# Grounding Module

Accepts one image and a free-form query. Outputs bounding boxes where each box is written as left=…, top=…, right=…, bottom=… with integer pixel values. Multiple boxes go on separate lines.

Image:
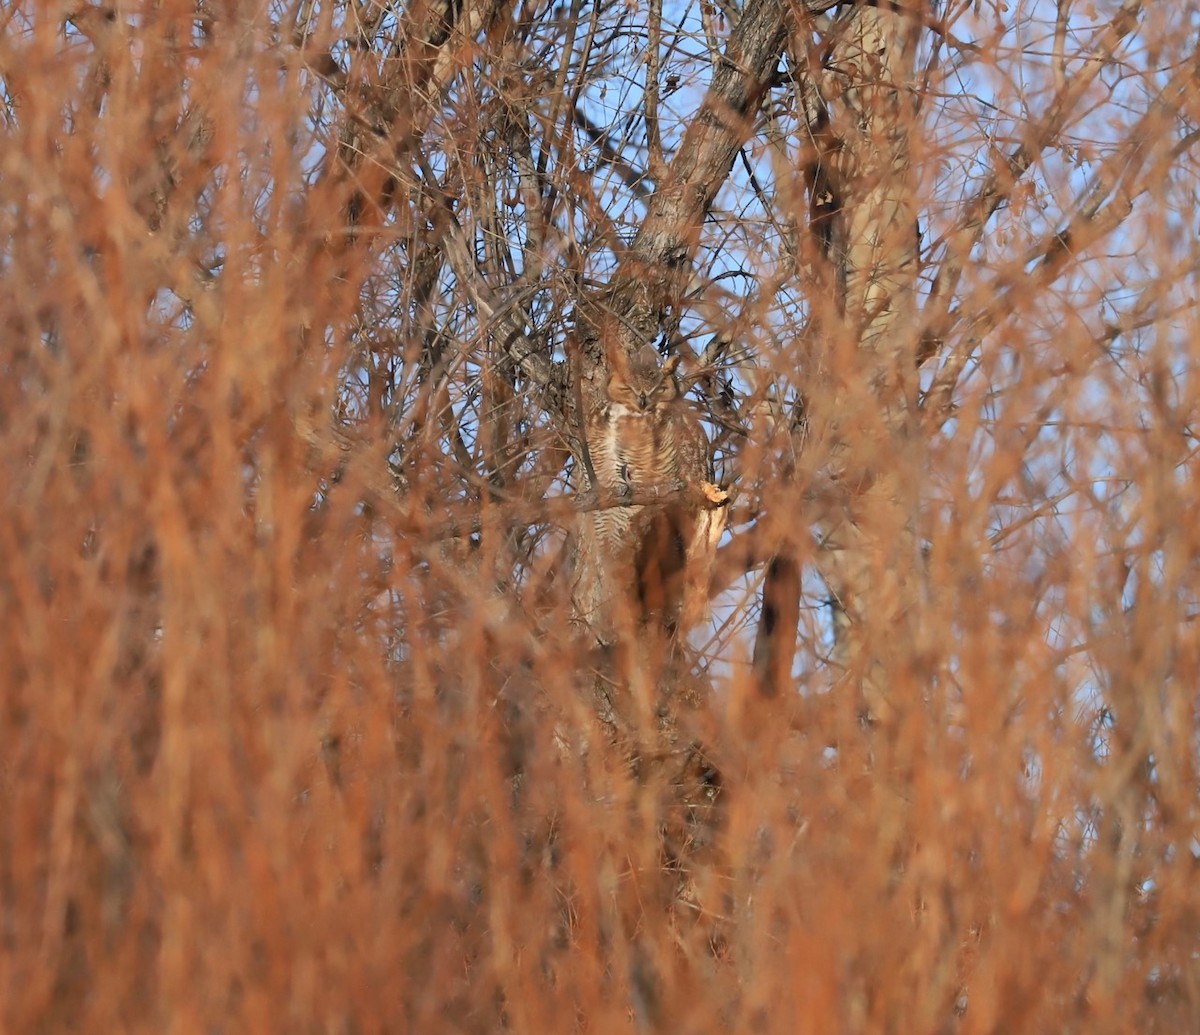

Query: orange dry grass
left=2, top=6, right=1199, bottom=1035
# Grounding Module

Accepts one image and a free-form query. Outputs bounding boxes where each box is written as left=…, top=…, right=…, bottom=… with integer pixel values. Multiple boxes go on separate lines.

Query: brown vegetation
left=2, top=0, right=1199, bottom=1031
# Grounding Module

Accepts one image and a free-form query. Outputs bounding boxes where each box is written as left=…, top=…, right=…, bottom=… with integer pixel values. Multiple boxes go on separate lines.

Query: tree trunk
left=801, top=3, right=922, bottom=726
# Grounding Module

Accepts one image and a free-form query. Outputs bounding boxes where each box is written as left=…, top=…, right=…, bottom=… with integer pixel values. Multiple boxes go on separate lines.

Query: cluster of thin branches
left=1, top=0, right=1199, bottom=1030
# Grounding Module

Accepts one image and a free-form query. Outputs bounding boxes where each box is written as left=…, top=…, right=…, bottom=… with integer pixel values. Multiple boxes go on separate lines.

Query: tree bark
left=765, top=3, right=922, bottom=721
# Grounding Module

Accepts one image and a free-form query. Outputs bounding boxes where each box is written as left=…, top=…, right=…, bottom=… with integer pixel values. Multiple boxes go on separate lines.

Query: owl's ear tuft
left=662, top=355, right=681, bottom=376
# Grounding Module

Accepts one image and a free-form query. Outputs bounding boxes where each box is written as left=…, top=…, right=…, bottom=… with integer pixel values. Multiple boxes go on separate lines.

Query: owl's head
left=606, top=349, right=681, bottom=413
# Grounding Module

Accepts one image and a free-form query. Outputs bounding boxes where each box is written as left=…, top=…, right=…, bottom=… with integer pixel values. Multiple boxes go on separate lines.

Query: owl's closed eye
left=606, top=353, right=680, bottom=412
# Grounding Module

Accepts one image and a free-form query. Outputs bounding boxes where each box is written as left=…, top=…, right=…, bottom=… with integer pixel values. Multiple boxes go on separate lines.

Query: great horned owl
left=576, top=346, right=726, bottom=640
left=592, top=348, right=707, bottom=501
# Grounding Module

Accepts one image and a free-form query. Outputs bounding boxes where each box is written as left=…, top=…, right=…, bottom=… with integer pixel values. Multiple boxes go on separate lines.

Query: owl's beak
left=637, top=393, right=649, bottom=409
